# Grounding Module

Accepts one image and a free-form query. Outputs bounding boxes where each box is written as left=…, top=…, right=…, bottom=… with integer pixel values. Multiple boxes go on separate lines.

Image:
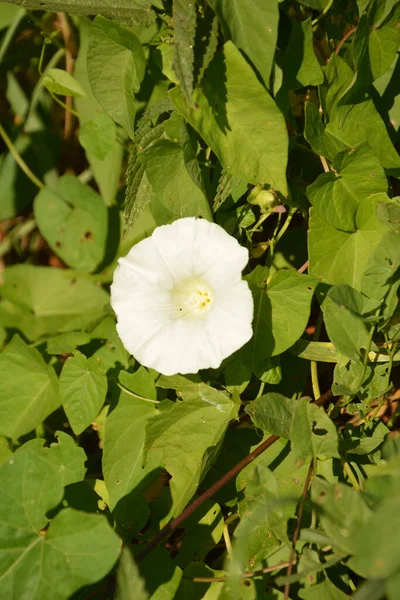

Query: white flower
left=111, top=217, right=253, bottom=376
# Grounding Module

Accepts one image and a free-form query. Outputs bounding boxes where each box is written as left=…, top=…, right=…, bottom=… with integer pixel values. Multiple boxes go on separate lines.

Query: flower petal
left=204, top=280, right=254, bottom=358
left=134, top=319, right=223, bottom=375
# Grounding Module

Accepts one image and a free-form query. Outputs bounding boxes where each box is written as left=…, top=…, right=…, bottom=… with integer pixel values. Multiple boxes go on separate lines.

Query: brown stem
left=297, top=260, right=309, bottom=274
left=57, top=12, right=75, bottom=139
left=136, top=434, right=280, bottom=562
left=335, top=26, right=357, bottom=55
left=283, top=461, right=314, bottom=600
left=137, top=390, right=334, bottom=563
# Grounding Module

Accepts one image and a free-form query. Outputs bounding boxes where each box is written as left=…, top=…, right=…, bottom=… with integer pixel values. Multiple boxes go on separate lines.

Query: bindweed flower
left=111, top=217, right=253, bottom=376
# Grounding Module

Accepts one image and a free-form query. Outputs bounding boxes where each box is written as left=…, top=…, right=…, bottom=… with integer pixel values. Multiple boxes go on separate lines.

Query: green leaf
left=323, top=285, right=372, bottom=362
left=79, top=111, right=116, bottom=161
left=175, top=500, right=224, bottom=569
left=119, top=367, right=157, bottom=400
left=280, top=17, right=324, bottom=90
left=1, top=0, right=155, bottom=25
left=87, top=16, right=145, bottom=138
left=361, top=228, right=400, bottom=299
left=102, top=387, right=157, bottom=510
left=0, top=335, right=60, bottom=440
left=90, top=316, right=130, bottom=372
left=139, top=138, right=212, bottom=219
left=308, top=194, right=390, bottom=292
left=304, top=102, right=346, bottom=162
left=34, top=174, right=108, bottom=272
left=116, top=547, right=149, bottom=600
left=0, top=439, right=120, bottom=600
left=0, top=265, right=110, bottom=341
left=197, top=14, right=219, bottom=83
left=74, top=17, right=124, bottom=206
left=341, top=2, right=400, bottom=104
left=351, top=492, right=400, bottom=578
left=323, top=55, right=400, bottom=174
left=144, top=383, right=234, bottom=520
left=49, top=431, right=87, bottom=486
left=47, top=331, right=91, bottom=355
left=299, top=578, right=349, bottom=600
left=245, top=393, right=294, bottom=438
left=172, top=0, right=196, bottom=103
left=342, top=420, right=389, bottom=456
left=245, top=267, right=318, bottom=369
left=170, top=41, right=288, bottom=194
left=332, top=360, right=369, bottom=396
left=42, top=68, right=87, bottom=97
left=307, top=143, right=387, bottom=232
left=290, top=398, right=340, bottom=466
left=208, top=0, right=279, bottom=88
left=60, top=351, right=108, bottom=435
left=312, top=478, right=372, bottom=554
left=123, top=98, right=174, bottom=229
left=139, top=548, right=182, bottom=600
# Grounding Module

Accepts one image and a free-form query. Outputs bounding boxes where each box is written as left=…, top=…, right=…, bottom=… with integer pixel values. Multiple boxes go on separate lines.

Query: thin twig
left=136, top=434, right=280, bottom=562
left=319, top=155, right=330, bottom=173
left=137, top=391, right=334, bottom=563
left=191, top=561, right=292, bottom=583
left=297, top=260, right=309, bottom=274
left=335, top=26, right=357, bottom=55
left=283, top=461, right=314, bottom=600
left=0, top=124, right=44, bottom=189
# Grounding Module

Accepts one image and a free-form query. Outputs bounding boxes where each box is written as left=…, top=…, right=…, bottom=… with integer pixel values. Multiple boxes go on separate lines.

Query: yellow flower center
left=171, top=277, right=214, bottom=320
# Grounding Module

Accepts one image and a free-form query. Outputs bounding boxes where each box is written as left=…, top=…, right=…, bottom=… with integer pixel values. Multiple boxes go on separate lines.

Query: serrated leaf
left=197, top=14, right=219, bottom=83
left=245, top=393, right=294, bottom=438
left=0, top=335, right=60, bottom=440
left=60, top=351, right=108, bottom=435
left=208, top=0, right=278, bottom=88
left=2, top=0, right=155, bottom=25
left=0, top=439, right=120, bottom=600
left=42, top=68, right=87, bottom=97
left=139, top=138, right=212, bottom=219
left=144, top=383, right=234, bottom=520
left=290, top=398, right=340, bottom=466
left=87, top=16, right=145, bottom=138
left=172, top=0, right=196, bottom=103
left=245, top=267, right=318, bottom=370
left=170, top=41, right=288, bottom=193
left=0, top=265, right=110, bottom=341
left=213, top=170, right=233, bottom=211
left=103, top=388, right=157, bottom=510
left=34, top=174, right=108, bottom=272
left=309, top=194, right=390, bottom=292
left=307, top=143, right=387, bottom=232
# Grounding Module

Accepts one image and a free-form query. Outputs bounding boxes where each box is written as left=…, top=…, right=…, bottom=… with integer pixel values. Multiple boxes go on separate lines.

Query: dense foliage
left=0, top=0, right=399, bottom=598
